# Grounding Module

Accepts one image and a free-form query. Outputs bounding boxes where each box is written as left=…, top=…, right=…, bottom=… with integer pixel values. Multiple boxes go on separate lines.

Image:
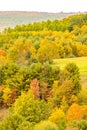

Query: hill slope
left=0, top=11, right=73, bottom=31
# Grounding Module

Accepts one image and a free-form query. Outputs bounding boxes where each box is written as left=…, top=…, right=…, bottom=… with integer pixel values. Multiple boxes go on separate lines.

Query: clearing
left=53, top=57, right=87, bottom=87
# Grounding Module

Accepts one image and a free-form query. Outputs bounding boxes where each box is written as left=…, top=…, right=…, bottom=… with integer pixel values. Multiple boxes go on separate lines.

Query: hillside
left=0, top=13, right=87, bottom=130
left=0, top=11, right=74, bottom=31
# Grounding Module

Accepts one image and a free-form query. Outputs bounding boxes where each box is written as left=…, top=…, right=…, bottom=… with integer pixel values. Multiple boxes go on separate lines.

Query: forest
left=0, top=13, right=87, bottom=130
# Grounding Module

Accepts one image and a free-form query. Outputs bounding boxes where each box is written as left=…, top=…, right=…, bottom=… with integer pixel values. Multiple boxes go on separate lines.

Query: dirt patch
left=66, top=127, right=79, bottom=130
left=0, top=108, right=9, bottom=121
left=81, top=76, right=87, bottom=88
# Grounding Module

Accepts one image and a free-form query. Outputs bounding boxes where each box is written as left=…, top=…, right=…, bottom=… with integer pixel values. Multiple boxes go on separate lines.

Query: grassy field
left=53, top=57, right=87, bottom=87
left=53, top=57, right=87, bottom=76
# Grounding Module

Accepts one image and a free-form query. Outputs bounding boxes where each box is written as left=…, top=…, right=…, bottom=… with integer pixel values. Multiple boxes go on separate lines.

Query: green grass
left=53, top=57, right=87, bottom=76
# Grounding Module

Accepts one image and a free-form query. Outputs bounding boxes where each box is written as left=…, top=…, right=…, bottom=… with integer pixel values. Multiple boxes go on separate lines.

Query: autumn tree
left=64, top=63, right=81, bottom=94
left=37, top=39, right=59, bottom=63
left=2, top=87, right=11, bottom=107
left=49, top=108, right=66, bottom=130
left=10, top=90, right=52, bottom=123
left=78, top=87, right=87, bottom=105
left=67, top=103, right=83, bottom=121
left=57, top=79, right=75, bottom=105
left=30, top=79, right=40, bottom=99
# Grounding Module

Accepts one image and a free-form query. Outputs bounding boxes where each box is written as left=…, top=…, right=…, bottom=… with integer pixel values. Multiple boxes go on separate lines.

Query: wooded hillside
left=0, top=13, right=87, bottom=130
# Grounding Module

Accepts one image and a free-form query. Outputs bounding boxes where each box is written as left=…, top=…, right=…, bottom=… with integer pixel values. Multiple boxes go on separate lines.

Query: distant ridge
left=0, top=11, right=74, bottom=31
left=0, top=11, right=84, bottom=31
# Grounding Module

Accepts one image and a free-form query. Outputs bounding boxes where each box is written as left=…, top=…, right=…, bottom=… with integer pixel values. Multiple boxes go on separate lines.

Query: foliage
left=37, top=39, right=59, bottom=63
left=78, top=120, right=87, bottom=130
left=5, top=14, right=87, bottom=32
left=0, top=13, right=87, bottom=130
left=60, top=96, right=69, bottom=112
left=67, top=120, right=87, bottom=130
left=10, top=90, right=52, bottom=123
left=30, top=79, right=40, bottom=99
left=67, top=120, right=81, bottom=129
left=17, top=121, right=34, bottom=130
left=49, top=108, right=66, bottom=130
left=78, top=87, right=87, bottom=105
left=57, top=79, right=75, bottom=105
left=34, top=121, right=58, bottom=130
left=67, top=103, right=87, bottom=121
left=2, top=87, right=11, bottom=107
left=65, top=63, right=81, bottom=94
left=0, top=114, right=25, bottom=130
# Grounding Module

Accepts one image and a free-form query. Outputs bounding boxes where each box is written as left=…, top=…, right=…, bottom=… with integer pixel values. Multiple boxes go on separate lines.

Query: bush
left=34, top=121, right=58, bottom=130
left=49, top=108, right=66, bottom=130
left=17, top=121, right=34, bottom=130
left=67, top=120, right=80, bottom=128
left=0, top=114, right=25, bottom=130
left=78, top=87, right=87, bottom=105
left=78, top=120, right=87, bottom=130
left=67, top=120, right=87, bottom=130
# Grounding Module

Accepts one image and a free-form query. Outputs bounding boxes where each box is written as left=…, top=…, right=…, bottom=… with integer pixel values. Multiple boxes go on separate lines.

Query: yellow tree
left=49, top=108, right=66, bottom=129
left=2, top=87, right=12, bottom=107
left=37, top=39, right=59, bottom=63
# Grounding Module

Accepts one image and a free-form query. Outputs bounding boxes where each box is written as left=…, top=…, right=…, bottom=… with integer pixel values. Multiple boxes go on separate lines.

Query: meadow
left=53, top=57, right=87, bottom=76
left=53, top=57, right=87, bottom=87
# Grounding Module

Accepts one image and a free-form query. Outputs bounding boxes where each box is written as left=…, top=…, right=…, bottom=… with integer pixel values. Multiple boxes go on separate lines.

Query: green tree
left=0, top=114, right=24, bottom=130
left=10, top=90, right=52, bottom=123
left=65, top=63, right=81, bottom=94
left=57, top=79, right=75, bottom=105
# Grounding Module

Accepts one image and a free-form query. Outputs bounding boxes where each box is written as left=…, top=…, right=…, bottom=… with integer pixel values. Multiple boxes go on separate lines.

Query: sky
left=0, top=0, right=87, bottom=13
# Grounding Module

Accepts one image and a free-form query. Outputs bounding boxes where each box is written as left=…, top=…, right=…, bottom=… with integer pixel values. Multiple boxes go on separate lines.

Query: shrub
left=78, top=87, right=87, bottom=105
left=0, top=114, right=24, bottom=130
left=67, top=120, right=87, bottom=130
left=34, top=121, right=58, bottom=130
left=78, top=120, right=87, bottom=130
left=17, top=121, right=34, bottom=130
left=67, top=120, right=80, bottom=128
left=49, top=108, right=66, bottom=130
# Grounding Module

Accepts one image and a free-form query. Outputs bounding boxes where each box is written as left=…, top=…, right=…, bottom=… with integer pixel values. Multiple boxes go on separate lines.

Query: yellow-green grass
left=53, top=57, right=87, bottom=76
